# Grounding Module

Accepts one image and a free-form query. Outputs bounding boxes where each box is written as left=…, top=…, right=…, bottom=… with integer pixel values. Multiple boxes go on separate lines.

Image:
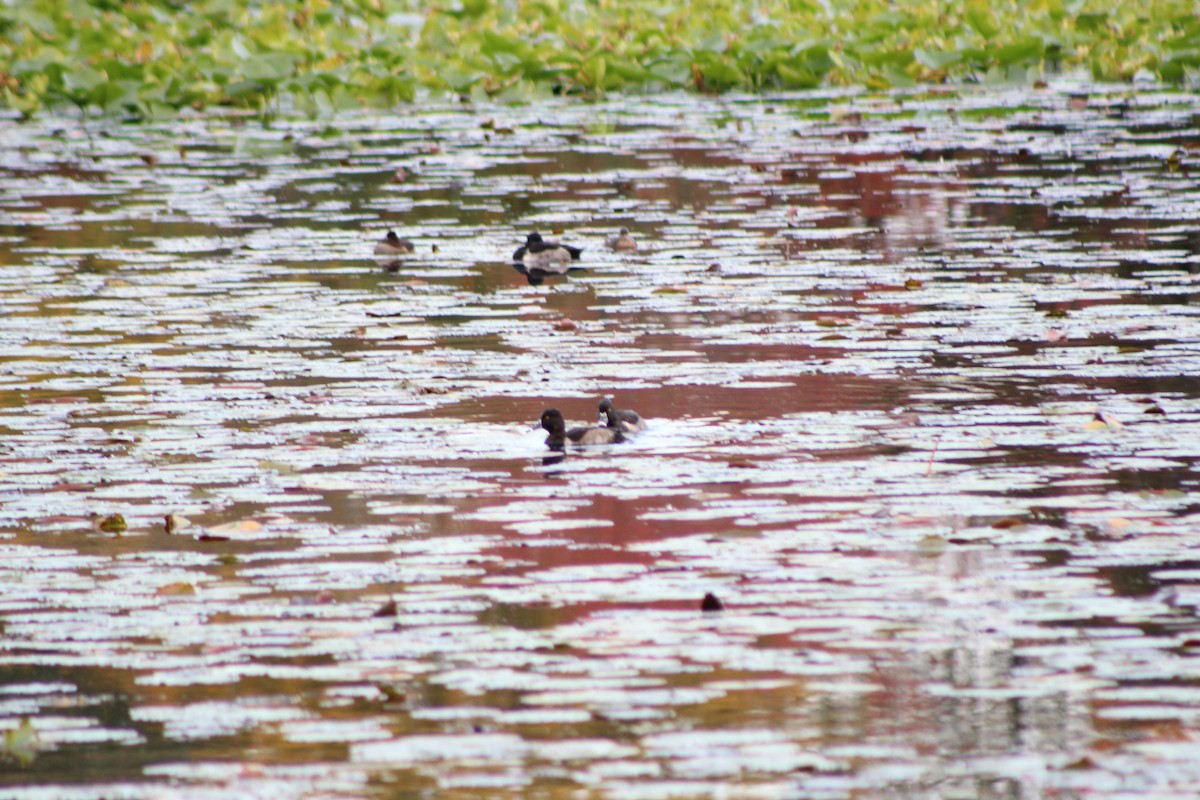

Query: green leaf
left=329, top=84, right=360, bottom=111
left=242, top=52, right=298, bottom=83
left=439, top=64, right=483, bottom=92
left=799, top=44, right=836, bottom=75
left=13, top=8, right=56, bottom=37
left=62, top=66, right=106, bottom=96
left=481, top=29, right=526, bottom=58
left=647, top=54, right=692, bottom=86
left=582, top=55, right=606, bottom=90
left=963, top=7, right=999, bottom=39
left=98, top=59, right=144, bottom=83
left=695, top=58, right=746, bottom=90
left=92, top=80, right=141, bottom=111
left=694, top=33, right=727, bottom=53
left=224, top=79, right=268, bottom=100
left=1075, top=12, right=1109, bottom=32
left=606, top=58, right=655, bottom=83
left=776, top=62, right=819, bottom=88
left=489, top=51, right=523, bottom=75
left=995, top=38, right=1045, bottom=67
left=914, top=48, right=962, bottom=70
left=881, top=64, right=917, bottom=88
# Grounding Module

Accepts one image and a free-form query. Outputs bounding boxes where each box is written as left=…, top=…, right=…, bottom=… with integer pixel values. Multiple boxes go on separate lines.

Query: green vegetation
left=1, top=0, right=1197, bottom=116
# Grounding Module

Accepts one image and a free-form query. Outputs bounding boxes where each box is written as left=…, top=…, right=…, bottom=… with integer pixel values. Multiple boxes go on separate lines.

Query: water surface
left=2, top=85, right=1200, bottom=798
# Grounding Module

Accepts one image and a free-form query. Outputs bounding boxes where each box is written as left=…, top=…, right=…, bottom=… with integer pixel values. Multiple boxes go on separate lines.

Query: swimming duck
left=606, top=227, right=637, bottom=252
left=599, top=397, right=648, bottom=434
left=375, top=230, right=415, bottom=256
left=513, top=232, right=582, bottom=274
left=541, top=408, right=624, bottom=449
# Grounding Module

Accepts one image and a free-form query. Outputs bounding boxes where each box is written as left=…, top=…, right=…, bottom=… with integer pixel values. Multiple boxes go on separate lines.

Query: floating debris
left=373, top=599, right=398, bottom=618
left=93, top=513, right=127, bottom=534
left=0, top=718, right=40, bottom=767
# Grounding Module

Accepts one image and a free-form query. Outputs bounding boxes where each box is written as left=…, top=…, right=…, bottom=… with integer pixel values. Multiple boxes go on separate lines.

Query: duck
left=513, top=232, right=582, bottom=274
left=606, top=227, right=637, bottom=252
left=599, top=397, right=648, bottom=434
left=375, top=230, right=415, bottom=256
left=541, top=408, right=624, bottom=449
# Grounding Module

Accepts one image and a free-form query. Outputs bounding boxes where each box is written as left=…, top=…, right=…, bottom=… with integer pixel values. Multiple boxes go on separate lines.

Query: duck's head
left=540, top=408, right=565, bottom=435
left=527, top=232, right=544, bottom=245
left=617, top=227, right=630, bottom=236
left=385, top=231, right=401, bottom=244
left=598, top=397, right=615, bottom=414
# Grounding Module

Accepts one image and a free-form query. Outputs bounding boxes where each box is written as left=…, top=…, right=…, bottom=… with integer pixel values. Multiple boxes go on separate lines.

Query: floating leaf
left=373, top=599, right=398, bottom=618
left=165, top=514, right=192, bottom=534
left=1, top=719, right=39, bottom=767
left=205, top=519, right=265, bottom=538
left=914, top=48, right=962, bottom=70
left=96, top=513, right=127, bottom=534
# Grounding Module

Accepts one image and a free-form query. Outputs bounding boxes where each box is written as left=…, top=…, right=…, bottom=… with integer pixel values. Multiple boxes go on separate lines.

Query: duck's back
left=604, top=406, right=647, bottom=434
left=524, top=247, right=572, bottom=273
left=375, top=232, right=414, bottom=255
left=568, top=425, right=622, bottom=445
left=617, top=411, right=648, bottom=433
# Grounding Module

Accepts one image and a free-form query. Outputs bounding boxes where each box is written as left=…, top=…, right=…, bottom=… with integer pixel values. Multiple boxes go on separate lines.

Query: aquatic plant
left=0, top=0, right=1196, bottom=115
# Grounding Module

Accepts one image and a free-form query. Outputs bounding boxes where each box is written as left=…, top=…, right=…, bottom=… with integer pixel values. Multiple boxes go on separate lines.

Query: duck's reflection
left=511, top=261, right=551, bottom=285
left=510, top=261, right=586, bottom=285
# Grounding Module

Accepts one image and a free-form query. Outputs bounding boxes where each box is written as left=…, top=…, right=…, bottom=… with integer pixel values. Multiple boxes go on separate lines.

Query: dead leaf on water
left=203, top=519, right=265, bottom=539
left=917, top=535, right=948, bottom=555
left=1083, top=412, right=1125, bottom=431
left=165, top=514, right=191, bottom=534
left=94, top=513, right=127, bottom=534
left=1, top=718, right=39, bottom=767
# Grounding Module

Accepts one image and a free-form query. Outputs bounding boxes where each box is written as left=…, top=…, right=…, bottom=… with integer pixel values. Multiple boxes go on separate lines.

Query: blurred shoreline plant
left=0, top=0, right=1196, bottom=117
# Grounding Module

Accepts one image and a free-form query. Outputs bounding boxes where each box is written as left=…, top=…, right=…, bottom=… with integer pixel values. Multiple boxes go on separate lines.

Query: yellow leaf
left=1, top=718, right=39, bottom=766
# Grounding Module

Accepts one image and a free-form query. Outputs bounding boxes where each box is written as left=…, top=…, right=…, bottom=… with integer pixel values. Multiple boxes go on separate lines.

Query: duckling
left=606, top=227, right=637, bottom=252
left=513, top=232, right=582, bottom=274
left=599, top=397, right=648, bottom=434
left=375, top=230, right=415, bottom=256
left=541, top=408, right=624, bottom=449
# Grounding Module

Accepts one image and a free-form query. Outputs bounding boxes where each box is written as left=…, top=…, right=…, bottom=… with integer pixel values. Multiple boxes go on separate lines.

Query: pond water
left=2, top=83, right=1200, bottom=798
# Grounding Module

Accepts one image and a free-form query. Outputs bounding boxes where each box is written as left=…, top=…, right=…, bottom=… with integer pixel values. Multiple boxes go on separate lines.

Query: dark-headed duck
left=599, top=397, right=647, bottom=434
left=375, top=230, right=415, bottom=256
left=513, top=232, right=582, bottom=274
left=541, top=408, right=624, bottom=449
